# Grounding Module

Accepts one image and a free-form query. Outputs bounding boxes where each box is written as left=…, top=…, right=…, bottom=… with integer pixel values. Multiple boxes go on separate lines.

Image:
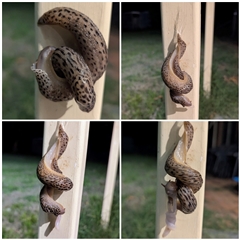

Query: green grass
left=79, top=194, right=119, bottom=238
left=122, top=155, right=157, bottom=238
left=2, top=3, right=119, bottom=119
left=2, top=154, right=39, bottom=238
left=202, top=208, right=238, bottom=238
left=122, top=31, right=165, bottom=119
left=2, top=154, right=119, bottom=238
left=203, top=208, right=238, bottom=231
left=199, top=38, right=238, bottom=119
left=78, top=161, right=119, bottom=238
left=2, top=3, right=35, bottom=119
left=102, top=75, right=119, bottom=119
left=122, top=31, right=238, bottom=119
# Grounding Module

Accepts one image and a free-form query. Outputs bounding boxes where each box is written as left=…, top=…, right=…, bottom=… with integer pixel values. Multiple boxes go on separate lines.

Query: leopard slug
left=162, top=121, right=203, bottom=237
left=37, top=123, right=73, bottom=229
left=161, top=34, right=193, bottom=107
left=31, top=7, right=108, bottom=112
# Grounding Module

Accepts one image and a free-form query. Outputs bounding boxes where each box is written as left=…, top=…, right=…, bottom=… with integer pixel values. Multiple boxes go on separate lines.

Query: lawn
left=122, top=31, right=164, bottom=119
left=2, top=3, right=35, bottom=119
left=122, top=155, right=157, bottom=238
left=2, top=154, right=119, bottom=238
left=121, top=31, right=238, bottom=119
left=2, top=155, right=39, bottom=238
left=2, top=3, right=119, bottom=119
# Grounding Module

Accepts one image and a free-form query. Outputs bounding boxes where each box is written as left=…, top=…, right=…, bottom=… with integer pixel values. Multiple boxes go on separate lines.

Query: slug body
left=162, top=121, right=203, bottom=237
left=31, top=7, right=108, bottom=112
left=161, top=34, right=193, bottom=107
left=37, top=124, right=73, bottom=229
left=31, top=46, right=74, bottom=102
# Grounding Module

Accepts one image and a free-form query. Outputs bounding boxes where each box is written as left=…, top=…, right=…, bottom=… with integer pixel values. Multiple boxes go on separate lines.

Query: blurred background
left=2, top=2, right=119, bottom=119
left=2, top=121, right=119, bottom=238
left=122, top=121, right=238, bottom=238
left=121, top=2, right=238, bottom=119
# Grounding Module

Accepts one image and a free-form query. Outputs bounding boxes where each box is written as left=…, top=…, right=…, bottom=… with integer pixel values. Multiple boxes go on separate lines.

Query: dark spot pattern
left=37, top=6, right=108, bottom=84
left=161, top=34, right=193, bottom=107
left=164, top=121, right=203, bottom=214
left=33, top=7, right=108, bottom=112
left=37, top=124, right=73, bottom=216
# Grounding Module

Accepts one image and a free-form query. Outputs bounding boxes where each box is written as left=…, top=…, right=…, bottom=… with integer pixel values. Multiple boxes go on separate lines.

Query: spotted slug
left=162, top=121, right=203, bottom=237
left=36, top=123, right=73, bottom=229
left=161, top=34, right=193, bottom=107
left=31, top=7, right=108, bottom=112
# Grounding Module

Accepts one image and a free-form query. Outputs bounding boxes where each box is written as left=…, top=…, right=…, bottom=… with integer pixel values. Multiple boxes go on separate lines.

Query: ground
left=203, top=176, right=238, bottom=238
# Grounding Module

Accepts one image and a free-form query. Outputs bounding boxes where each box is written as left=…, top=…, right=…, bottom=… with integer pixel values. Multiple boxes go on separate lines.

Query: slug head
left=51, top=46, right=97, bottom=113
left=162, top=180, right=178, bottom=198
left=73, top=79, right=96, bottom=112
left=170, top=90, right=192, bottom=107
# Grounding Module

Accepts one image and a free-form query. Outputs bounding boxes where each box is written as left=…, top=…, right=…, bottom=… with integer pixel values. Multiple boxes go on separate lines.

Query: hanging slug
left=31, top=7, right=108, bottom=112
left=161, top=34, right=193, bottom=107
left=37, top=123, right=73, bottom=229
left=162, top=121, right=203, bottom=237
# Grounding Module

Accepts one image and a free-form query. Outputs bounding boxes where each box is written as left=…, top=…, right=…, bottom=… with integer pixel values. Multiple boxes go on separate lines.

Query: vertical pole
left=203, top=3, right=215, bottom=97
left=161, top=3, right=201, bottom=119
left=34, top=3, right=112, bottom=119
left=226, top=122, right=233, bottom=146
left=38, top=121, right=90, bottom=238
left=101, top=122, right=119, bottom=229
left=156, top=121, right=208, bottom=238
left=217, top=122, right=224, bottom=146
left=212, top=122, right=218, bottom=148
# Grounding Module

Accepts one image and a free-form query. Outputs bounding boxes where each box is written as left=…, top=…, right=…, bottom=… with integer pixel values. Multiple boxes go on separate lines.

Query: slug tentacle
left=162, top=121, right=203, bottom=237
left=31, top=7, right=108, bottom=112
left=36, top=123, right=73, bottom=229
left=161, top=34, right=193, bottom=107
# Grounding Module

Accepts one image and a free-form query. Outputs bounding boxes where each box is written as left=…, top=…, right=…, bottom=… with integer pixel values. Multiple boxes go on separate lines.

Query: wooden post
left=203, top=3, right=215, bottom=97
left=156, top=121, right=208, bottom=238
left=217, top=122, right=224, bottom=146
left=38, top=121, right=90, bottom=238
left=34, top=3, right=112, bottom=119
left=161, top=3, right=201, bottom=119
left=212, top=122, right=218, bottom=148
left=101, top=121, right=119, bottom=229
left=226, top=122, right=233, bottom=146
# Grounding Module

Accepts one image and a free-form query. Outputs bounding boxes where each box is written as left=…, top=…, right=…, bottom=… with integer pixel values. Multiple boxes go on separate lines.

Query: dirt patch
left=204, top=176, right=238, bottom=220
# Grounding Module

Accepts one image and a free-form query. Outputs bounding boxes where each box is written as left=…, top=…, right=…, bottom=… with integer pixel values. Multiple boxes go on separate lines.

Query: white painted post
left=203, top=3, right=215, bottom=97
left=38, top=121, right=90, bottom=238
left=34, top=3, right=112, bottom=119
left=161, top=3, right=201, bottom=119
left=156, top=121, right=208, bottom=238
left=101, top=121, right=119, bottom=229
